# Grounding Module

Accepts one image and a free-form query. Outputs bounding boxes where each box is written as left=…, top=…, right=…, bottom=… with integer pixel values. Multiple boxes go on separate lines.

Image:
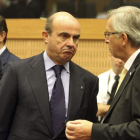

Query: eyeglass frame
left=104, top=31, right=121, bottom=39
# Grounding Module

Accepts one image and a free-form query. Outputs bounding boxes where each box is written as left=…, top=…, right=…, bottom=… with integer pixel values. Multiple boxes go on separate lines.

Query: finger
left=68, top=120, right=82, bottom=125
left=66, top=123, right=76, bottom=131
left=66, top=121, right=78, bottom=127
left=66, top=132, right=76, bottom=140
left=65, top=127, right=75, bottom=135
left=70, top=121, right=81, bottom=124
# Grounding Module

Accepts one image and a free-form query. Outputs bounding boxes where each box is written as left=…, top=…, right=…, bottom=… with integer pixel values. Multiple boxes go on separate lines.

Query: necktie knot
left=53, top=65, right=64, bottom=77
left=115, top=75, right=120, bottom=81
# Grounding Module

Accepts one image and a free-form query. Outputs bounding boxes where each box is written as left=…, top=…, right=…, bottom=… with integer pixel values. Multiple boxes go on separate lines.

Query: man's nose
left=105, top=38, right=109, bottom=44
left=66, top=38, right=74, bottom=46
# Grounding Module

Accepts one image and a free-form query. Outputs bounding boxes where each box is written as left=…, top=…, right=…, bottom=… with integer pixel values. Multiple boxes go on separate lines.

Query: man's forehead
left=52, top=21, right=80, bottom=32
left=106, top=18, right=113, bottom=31
left=53, top=19, right=80, bottom=28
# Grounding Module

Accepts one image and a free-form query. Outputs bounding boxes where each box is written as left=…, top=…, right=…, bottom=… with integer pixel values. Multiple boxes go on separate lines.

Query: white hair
left=107, top=6, right=140, bottom=47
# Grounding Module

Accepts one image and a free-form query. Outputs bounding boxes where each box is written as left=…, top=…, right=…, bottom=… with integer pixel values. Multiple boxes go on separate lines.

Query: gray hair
left=107, top=6, right=140, bottom=47
left=44, top=15, right=54, bottom=35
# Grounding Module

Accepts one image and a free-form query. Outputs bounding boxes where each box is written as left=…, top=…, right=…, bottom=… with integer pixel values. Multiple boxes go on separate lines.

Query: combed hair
left=107, top=6, right=140, bottom=47
left=44, top=15, right=53, bottom=35
left=0, top=15, right=8, bottom=44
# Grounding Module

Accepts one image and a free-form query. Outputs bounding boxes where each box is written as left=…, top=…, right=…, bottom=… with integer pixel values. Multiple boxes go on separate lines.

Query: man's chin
left=63, top=53, right=74, bottom=59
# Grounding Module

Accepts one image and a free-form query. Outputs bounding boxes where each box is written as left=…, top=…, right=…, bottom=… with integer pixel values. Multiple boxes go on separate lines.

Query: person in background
left=97, top=53, right=124, bottom=122
left=1, top=0, right=43, bottom=18
left=66, top=6, right=140, bottom=140
left=0, top=15, right=20, bottom=73
left=0, top=11, right=98, bottom=140
left=57, top=0, right=96, bottom=18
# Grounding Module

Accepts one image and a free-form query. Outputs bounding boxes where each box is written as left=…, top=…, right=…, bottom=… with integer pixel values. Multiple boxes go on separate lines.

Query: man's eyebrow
left=59, top=32, right=70, bottom=36
left=73, top=34, right=80, bottom=39
left=58, top=32, right=80, bottom=38
left=74, top=34, right=80, bottom=38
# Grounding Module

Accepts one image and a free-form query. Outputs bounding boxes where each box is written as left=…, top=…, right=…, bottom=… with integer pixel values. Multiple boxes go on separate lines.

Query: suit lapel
left=0, top=48, right=10, bottom=70
left=104, top=53, right=140, bottom=122
left=27, top=53, right=53, bottom=136
left=104, top=69, right=133, bottom=120
left=66, top=61, right=85, bottom=121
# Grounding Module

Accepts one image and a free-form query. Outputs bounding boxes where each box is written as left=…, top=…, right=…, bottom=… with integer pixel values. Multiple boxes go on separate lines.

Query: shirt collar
left=43, top=51, right=70, bottom=73
left=110, top=69, right=116, bottom=77
left=124, top=49, right=140, bottom=71
left=110, top=69, right=121, bottom=77
left=0, top=46, right=6, bottom=55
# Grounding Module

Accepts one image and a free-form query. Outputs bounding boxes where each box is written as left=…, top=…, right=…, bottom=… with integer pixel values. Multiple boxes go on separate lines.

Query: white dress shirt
left=97, top=69, right=121, bottom=105
left=0, top=46, right=6, bottom=55
left=124, top=49, right=140, bottom=71
left=43, top=51, right=70, bottom=116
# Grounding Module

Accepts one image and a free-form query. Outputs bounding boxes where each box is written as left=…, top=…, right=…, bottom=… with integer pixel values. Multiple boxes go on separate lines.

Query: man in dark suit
left=66, top=6, right=140, bottom=140
left=0, top=15, right=20, bottom=73
left=0, top=11, right=98, bottom=140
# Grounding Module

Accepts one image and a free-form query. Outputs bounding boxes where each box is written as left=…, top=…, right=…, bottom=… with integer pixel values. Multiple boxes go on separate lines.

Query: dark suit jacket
left=0, top=60, right=2, bottom=80
left=0, top=53, right=98, bottom=140
left=92, top=53, right=140, bottom=140
left=0, top=48, right=20, bottom=73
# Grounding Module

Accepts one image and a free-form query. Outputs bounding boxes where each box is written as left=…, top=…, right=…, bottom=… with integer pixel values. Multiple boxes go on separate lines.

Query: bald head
left=42, top=11, right=81, bottom=65
left=52, top=11, right=79, bottom=24
left=45, top=12, right=80, bottom=35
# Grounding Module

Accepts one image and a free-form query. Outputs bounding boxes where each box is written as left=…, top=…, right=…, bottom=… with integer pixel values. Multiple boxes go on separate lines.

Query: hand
left=65, top=120, right=93, bottom=140
left=96, top=103, right=110, bottom=117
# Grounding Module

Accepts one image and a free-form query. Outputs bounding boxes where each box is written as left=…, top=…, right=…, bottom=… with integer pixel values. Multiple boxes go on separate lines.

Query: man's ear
left=42, top=30, right=49, bottom=44
left=0, top=31, right=6, bottom=42
left=121, top=32, right=128, bottom=46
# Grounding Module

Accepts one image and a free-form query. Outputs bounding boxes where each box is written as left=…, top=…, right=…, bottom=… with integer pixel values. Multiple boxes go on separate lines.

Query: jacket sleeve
left=87, top=76, right=99, bottom=123
left=92, top=120, right=140, bottom=140
left=0, top=61, right=18, bottom=140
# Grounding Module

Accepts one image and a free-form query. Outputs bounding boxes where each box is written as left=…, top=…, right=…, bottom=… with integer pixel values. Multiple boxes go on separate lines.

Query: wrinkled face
left=105, top=18, right=123, bottom=59
left=43, top=16, right=81, bottom=65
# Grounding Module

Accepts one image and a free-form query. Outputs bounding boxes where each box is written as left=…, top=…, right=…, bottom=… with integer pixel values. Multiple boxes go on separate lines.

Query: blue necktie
left=50, top=65, right=66, bottom=135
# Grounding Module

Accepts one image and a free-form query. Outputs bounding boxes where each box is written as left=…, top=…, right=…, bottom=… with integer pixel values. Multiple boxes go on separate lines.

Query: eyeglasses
left=104, top=31, right=120, bottom=38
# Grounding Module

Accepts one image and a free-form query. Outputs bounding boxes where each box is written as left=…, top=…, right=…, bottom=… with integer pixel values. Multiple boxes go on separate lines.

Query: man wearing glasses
left=66, top=6, right=140, bottom=140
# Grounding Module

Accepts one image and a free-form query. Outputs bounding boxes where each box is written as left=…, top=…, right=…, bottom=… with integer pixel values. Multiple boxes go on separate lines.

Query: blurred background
left=0, top=0, right=140, bottom=19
